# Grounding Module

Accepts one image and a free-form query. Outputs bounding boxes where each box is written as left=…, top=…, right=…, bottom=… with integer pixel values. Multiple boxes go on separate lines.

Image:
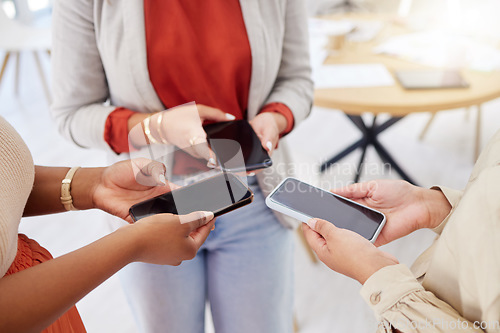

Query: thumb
left=307, top=218, right=338, bottom=241
left=131, top=158, right=167, bottom=186
left=332, top=182, right=374, bottom=200
left=189, top=219, right=215, bottom=248
left=179, top=211, right=215, bottom=231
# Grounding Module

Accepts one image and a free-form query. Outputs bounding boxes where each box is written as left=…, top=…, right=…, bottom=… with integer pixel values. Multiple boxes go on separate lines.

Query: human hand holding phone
left=266, top=178, right=386, bottom=242
left=302, top=219, right=398, bottom=284
left=128, top=104, right=235, bottom=164
left=249, top=112, right=288, bottom=156
left=203, top=120, right=272, bottom=173
left=89, top=159, right=177, bottom=223
left=129, top=173, right=253, bottom=222
left=333, top=180, right=452, bottom=246
left=128, top=211, right=215, bottom=266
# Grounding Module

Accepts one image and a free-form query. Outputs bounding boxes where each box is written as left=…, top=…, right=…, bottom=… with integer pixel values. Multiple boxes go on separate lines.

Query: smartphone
left=203, top=120, right=272, bottom=172
left=265, top=178, right=386, bottom=243
left=129, top=172, right=254, bottom=222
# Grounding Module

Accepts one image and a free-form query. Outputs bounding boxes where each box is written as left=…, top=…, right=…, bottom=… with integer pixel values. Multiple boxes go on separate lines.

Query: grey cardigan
left=51, top=0, right=314, bottom=228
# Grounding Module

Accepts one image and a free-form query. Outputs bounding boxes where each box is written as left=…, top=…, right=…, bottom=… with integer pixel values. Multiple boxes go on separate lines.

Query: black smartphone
left=203, top=120, right=272, bottom=172
left=266, top=178, right=386, bottom=243
left=129, top=173, right=254, bottom=222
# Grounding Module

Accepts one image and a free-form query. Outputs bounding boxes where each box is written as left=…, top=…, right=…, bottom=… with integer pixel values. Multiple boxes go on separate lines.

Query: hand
left=333, top=180, right=451, bottom=246
left=302, top=219, right=398, bottom=284
left=130, top=104, right=235, bottom=164
left=127, top=211, right=215, bottom=266
left=91, top=159, right=177, bottom=223
left=249, top=112, right=288, bottom=156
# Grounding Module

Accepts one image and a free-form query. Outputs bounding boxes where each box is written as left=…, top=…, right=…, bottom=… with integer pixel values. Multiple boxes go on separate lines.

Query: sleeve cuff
left=429, top=186, right=463, bottom=234
left=259, top=102, right=295, bottom=136
left=360, top=264, right=424, bottom=318
left=104, top=107, right=136, bottom=154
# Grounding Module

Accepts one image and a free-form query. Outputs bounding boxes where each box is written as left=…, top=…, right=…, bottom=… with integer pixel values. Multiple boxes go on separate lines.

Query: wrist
left=71, top=167, right=104, bottom=210
left=127, top=113, right=151, bottom=149
left=265, top=112, right=287, bottom=134
left=420, top=188, right=452, bottom=229
left=127, top=113, right=149, bottom=132
left=274, top=112, right=288, bottom=134
left=357, top=253, right=399, bottom=285
left=110, top=224, right=143, bottom=264
left=120, top=223, right=148, bottom=263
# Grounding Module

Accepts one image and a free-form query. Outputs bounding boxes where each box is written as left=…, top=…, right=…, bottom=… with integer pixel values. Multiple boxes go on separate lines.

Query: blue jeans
left=119, top=178, right=294, bottom=333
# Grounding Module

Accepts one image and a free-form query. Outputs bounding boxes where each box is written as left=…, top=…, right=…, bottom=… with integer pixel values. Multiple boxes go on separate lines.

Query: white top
left=0, top=116, right=35, bottom=277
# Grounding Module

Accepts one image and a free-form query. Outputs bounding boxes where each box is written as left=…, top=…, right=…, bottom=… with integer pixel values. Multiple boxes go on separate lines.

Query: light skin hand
left=302, top=219, right=399, bottom=285
left=128, top=104, right=234, bottom=164
left=249, top=112, right=287, bottom=157
left=333, top=180, right=452, bottom=246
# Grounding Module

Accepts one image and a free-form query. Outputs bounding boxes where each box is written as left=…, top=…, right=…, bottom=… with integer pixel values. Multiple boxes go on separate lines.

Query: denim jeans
left=119, top=178, right=294, bottom=333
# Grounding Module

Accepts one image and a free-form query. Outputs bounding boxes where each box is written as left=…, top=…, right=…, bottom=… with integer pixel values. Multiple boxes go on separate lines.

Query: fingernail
left=211, top=225, right=215, bottom=231
left=158, top=174, right=166, bottom=185
left=266, top=141, right=273, bottom=152
left=203, top=211, right=214, bottom=222
left=307, top=218, right=317, bottom=230
left=225, top=113, right=236, bottom=120
left=207, top=158, right=217, bottom=168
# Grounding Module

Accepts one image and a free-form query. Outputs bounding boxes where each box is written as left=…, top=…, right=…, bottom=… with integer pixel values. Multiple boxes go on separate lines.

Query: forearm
left=361, top=265, right=484, bottom=332
left=0, top=226, right=138, bottom=333
left=24, top=166, right=103, bottom=216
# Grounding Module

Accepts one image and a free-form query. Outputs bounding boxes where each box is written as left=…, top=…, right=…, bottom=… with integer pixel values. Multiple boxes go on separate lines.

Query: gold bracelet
left=143, top=116, right=159, bottom=144
left=156, top=112, right=169, bottom=144
left=61, top=166, right=81, bottom=211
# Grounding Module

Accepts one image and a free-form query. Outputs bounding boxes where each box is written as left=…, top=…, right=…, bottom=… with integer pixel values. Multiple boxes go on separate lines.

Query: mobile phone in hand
left=204, top=120, right=272, bottom=172
left=130, top=173, right=253, bottom=222
left=266, top=178, right=386, bottom=243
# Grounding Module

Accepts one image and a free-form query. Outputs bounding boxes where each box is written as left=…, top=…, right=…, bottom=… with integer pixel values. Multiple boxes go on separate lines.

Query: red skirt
left=6, top=234, right=87, bottom=333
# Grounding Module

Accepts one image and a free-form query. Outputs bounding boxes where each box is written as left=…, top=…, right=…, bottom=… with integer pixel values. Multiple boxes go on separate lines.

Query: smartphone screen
left=203, top=120, right=272, bottom=172
left=268, top=178, right=385, bottom=240
left=130, top=173, right=253, bottom=222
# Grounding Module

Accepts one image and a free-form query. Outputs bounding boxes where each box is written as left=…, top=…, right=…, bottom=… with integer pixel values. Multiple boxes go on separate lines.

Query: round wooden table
left=315, top=14, right=500, bottom=184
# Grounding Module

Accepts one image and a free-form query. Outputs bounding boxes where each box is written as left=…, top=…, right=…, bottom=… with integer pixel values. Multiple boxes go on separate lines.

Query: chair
left=0, top=6, right=51, bottom=103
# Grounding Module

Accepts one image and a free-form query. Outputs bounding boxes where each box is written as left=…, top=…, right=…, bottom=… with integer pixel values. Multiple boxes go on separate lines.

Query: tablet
left=395, top=70, right=469, bottom=90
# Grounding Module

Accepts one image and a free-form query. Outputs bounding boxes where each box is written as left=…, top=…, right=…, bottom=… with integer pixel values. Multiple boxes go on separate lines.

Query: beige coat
left=361, top=129, right=500, bottom=332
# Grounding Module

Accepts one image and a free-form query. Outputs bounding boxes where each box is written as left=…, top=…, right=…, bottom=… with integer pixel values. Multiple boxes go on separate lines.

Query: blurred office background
left=1, top=0, right=500, bottom=332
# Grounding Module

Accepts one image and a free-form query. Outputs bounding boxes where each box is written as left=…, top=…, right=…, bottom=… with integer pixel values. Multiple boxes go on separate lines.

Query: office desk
left=315, top=14, right=500, bottom=184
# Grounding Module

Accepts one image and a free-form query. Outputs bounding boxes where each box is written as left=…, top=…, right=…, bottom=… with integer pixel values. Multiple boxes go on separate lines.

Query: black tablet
left=203, top=120, right=272, bottom=172
left=395, top=70, right=469, bottom=90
